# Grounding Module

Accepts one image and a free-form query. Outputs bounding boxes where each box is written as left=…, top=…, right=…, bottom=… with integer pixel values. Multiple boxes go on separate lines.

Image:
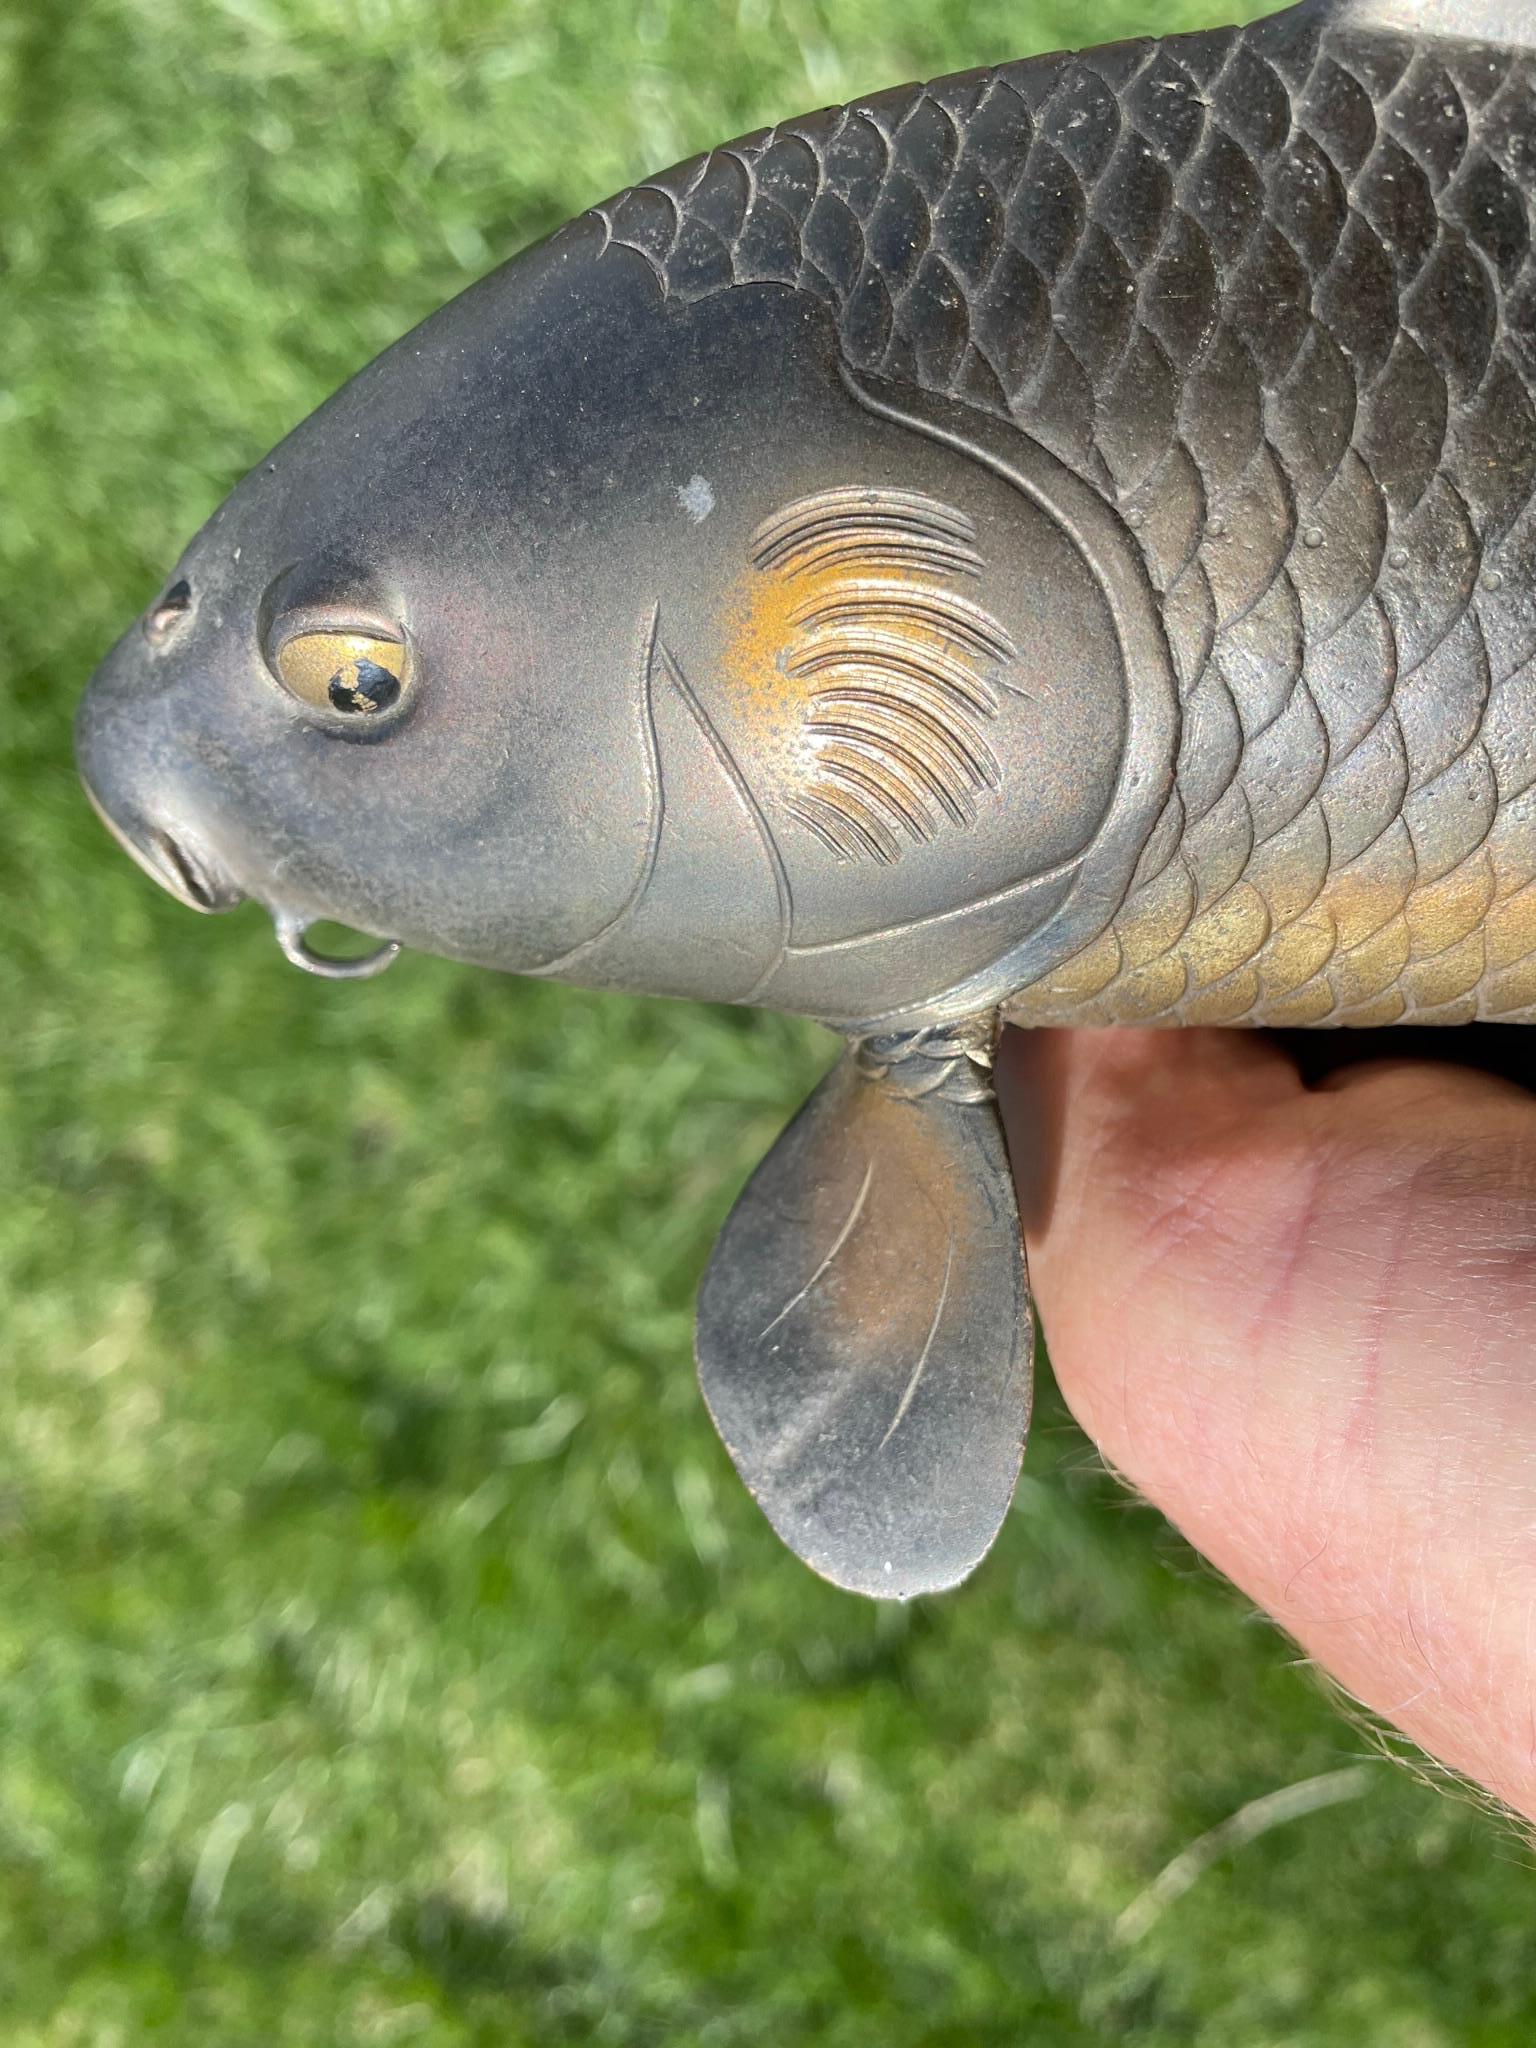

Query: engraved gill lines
left=736, top=486, right=1020, bottom=865
left=525, top=603, right=666, bottom=977
left=654, top=636, right=793, bottom=1003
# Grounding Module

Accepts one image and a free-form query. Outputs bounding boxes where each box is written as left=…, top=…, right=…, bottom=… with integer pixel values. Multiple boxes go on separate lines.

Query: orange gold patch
left=717, top=487, right=1019, bottom=865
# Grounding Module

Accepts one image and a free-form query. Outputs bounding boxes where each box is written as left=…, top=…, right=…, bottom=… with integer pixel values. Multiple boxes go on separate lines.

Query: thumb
left=997, top=1025, right=1536, bottom=1821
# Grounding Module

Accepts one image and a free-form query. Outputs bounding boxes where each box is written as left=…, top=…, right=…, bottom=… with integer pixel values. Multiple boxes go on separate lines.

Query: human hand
left=997, top=1025, right=1536, bottom=1822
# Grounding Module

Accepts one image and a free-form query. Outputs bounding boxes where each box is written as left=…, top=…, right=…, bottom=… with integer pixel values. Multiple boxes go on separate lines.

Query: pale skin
left=996, top=1024, right=1536, bottom=1824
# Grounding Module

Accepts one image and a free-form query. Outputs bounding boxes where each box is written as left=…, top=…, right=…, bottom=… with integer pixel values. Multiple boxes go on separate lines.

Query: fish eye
left=268, top=624, right=412, bottom=720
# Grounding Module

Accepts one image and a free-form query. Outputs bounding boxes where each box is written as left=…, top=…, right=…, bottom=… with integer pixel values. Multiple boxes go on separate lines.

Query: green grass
left=3, top=0, right=1534, bottom=2039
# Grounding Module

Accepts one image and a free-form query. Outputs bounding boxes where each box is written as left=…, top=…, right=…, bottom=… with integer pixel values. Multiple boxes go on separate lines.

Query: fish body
left=596, top=0, right=1536, bottom=1033
left=76, top=0, right=1536, bottom=1598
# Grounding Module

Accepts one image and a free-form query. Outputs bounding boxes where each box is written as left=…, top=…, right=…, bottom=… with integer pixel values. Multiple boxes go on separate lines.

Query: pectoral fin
left=696, top=1030, right=1031, bottom=1598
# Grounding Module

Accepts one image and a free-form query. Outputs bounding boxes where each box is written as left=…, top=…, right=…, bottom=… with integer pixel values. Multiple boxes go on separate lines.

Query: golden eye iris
left=272, top=630, right=410, bottom=717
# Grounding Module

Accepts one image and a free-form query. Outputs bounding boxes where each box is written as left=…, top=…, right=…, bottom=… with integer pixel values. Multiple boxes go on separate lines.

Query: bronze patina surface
left=75, top=0, right=1536, bottom=1596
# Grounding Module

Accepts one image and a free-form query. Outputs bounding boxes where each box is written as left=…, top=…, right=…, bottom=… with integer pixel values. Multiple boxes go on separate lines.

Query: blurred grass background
left=3, top=0, right=1534, bottom=2039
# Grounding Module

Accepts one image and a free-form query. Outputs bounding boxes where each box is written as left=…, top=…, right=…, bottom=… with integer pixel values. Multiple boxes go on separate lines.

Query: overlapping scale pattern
left=594, top=9, right=1536, bottom=1026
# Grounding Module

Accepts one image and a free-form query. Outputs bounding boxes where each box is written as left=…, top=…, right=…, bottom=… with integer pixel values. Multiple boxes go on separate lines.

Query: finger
left=1273, top=1023, right=1536, bottom=1101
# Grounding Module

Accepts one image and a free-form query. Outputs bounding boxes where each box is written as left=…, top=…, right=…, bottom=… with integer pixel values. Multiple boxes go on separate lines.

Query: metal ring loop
left=274, top=910, right=401, bottom=981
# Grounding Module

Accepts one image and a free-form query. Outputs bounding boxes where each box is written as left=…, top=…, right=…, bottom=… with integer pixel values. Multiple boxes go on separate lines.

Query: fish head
left=78, top=213, right=1167, bottom=1020
left=77, top=221, right=767, bottom=982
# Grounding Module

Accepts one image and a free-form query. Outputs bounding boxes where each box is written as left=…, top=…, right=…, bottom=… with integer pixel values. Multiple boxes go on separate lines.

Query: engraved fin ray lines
left=746, top=485, right=1021, bottom=865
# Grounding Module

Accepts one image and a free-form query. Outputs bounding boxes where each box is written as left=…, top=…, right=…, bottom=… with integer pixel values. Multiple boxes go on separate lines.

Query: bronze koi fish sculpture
left=76, top=0, right=1536, bottom=1596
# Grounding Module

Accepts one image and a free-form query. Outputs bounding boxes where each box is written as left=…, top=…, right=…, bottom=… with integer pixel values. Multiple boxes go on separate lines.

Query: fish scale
left=596, top=5, right=1536, bottom=1027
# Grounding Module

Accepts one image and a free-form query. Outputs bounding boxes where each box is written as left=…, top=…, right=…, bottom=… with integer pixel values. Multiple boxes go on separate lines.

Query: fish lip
left=152, top=828, right=242, bottom=912
left=83, top=783, right=244, bottom=914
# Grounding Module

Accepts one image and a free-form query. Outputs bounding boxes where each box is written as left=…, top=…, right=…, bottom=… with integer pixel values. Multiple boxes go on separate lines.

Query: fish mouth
left=83, top=782, right=244, bottom=914
left=82, top=780, right=400, bottom=978
left=81, top=773, right=400, bottom=978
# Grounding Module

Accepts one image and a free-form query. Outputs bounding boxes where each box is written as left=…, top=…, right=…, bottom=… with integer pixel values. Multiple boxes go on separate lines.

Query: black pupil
left=327, top=658, right=401, bottom=715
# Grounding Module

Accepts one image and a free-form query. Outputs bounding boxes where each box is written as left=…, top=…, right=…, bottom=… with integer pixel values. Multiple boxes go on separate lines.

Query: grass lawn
left=4, top=0, right=1534, bottom=2039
